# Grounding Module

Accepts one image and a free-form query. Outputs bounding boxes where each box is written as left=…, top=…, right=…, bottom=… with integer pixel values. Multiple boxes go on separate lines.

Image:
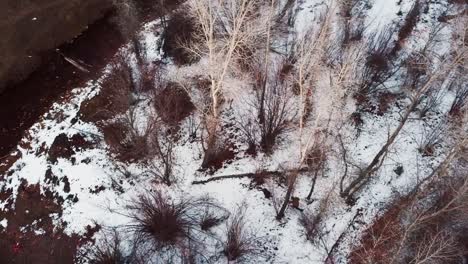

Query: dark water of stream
left=0, top=13, right=123, bottom=158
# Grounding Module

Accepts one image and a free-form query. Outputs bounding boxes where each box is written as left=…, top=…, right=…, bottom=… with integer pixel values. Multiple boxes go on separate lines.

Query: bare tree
left=185, top=0, right=260, bottom=167
left=237, top=57, right=297, bottom=154
left=410, top=230, right=459, bottom=264
left=276, top=1, right=366, bottom=219
left=275, top=2, right=365, bottom=219
left=340, top=33, right=468, bottom=202
left=146, top=126, right=177, bottom=186
left=350, top=133, right=468, bottom=264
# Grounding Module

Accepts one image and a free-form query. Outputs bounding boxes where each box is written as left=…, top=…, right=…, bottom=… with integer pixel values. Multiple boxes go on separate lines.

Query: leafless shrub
left=418, top=89, right=446, bottom=118
left=162, top=8, right=201, bottom=65
left=222, top=207, right=261, bottom=262
left=258, top=76, right=296, bottom=153
left=403, top=52, right=430, bottom=91
left=200, top=205, right=229, bottom=231
left=236, top=114, right=258, bottom=155
left=103, top=107, right=154, bottom=162
left=299, top=192, right=332, bottom=243
left=417, top=120, right=446, bottom=156
left=146, top=130, right=177, bottom=185
left=83, top=229, right=128, bottom=264
left=127, top=191, right=226, bottom=261
left=237, top=58, right=297, bottom=154
left=128, top=192, right=199, bottom=247
left=396, top=1, right=422, bottom=46
left=357, top=27, right=399, bottom=96
left=153, top=81, right=195, bottom=127
left=449, top=83, right=468, bottom=118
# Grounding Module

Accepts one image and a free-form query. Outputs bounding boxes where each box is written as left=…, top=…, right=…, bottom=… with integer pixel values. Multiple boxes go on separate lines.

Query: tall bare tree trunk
left=276, top=171, right=298, bottom=219
left=340, top=50, right=466, bottom=202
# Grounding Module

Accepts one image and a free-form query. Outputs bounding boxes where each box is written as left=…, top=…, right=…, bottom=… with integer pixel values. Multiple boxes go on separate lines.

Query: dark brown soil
left=48, top=133, right=95, bottom=164
left=0, top=181, right=98, bottom=264
left=79, top=57, right=132, bottom=123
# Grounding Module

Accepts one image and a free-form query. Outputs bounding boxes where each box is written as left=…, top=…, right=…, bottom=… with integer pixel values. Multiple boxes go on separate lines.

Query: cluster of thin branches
left=350, top=141, right=468, bottom=264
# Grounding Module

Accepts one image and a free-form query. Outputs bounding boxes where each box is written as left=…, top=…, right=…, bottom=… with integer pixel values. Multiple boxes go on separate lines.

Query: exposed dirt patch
left=0, top=180, right=97, bottom=264
left=48, top=133, right=95, bottom=164
left=201, top=142, right=237, bottom=172
left=79, top=58, right=132, bottom=123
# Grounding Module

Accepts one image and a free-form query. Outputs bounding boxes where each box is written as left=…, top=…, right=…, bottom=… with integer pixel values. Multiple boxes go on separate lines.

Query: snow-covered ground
left=0, top=0, right=463, bottom=263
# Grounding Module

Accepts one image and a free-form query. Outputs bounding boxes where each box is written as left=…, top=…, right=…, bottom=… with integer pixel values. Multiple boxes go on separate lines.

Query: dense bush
left=126, top=191, right=227, bottom=260
left=153, top=82, right=195, bottom=126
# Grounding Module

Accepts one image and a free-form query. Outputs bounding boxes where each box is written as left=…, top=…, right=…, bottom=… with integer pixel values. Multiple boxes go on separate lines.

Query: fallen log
left=192, top=167, right=309, bottom=185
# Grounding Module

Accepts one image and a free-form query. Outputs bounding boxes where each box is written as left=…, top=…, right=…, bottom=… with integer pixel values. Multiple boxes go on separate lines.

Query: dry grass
left=126, top=191, right=226, bottom=260
left=85, top=229, right=127, bottom=264
left=222, top=207, right=261, bottom=261
left=102, top=120, right=151, bottom=163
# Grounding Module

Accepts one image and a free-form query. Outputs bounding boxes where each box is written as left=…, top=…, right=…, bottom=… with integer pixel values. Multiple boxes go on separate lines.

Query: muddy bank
left=0, top=14, right=124, bottom=158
